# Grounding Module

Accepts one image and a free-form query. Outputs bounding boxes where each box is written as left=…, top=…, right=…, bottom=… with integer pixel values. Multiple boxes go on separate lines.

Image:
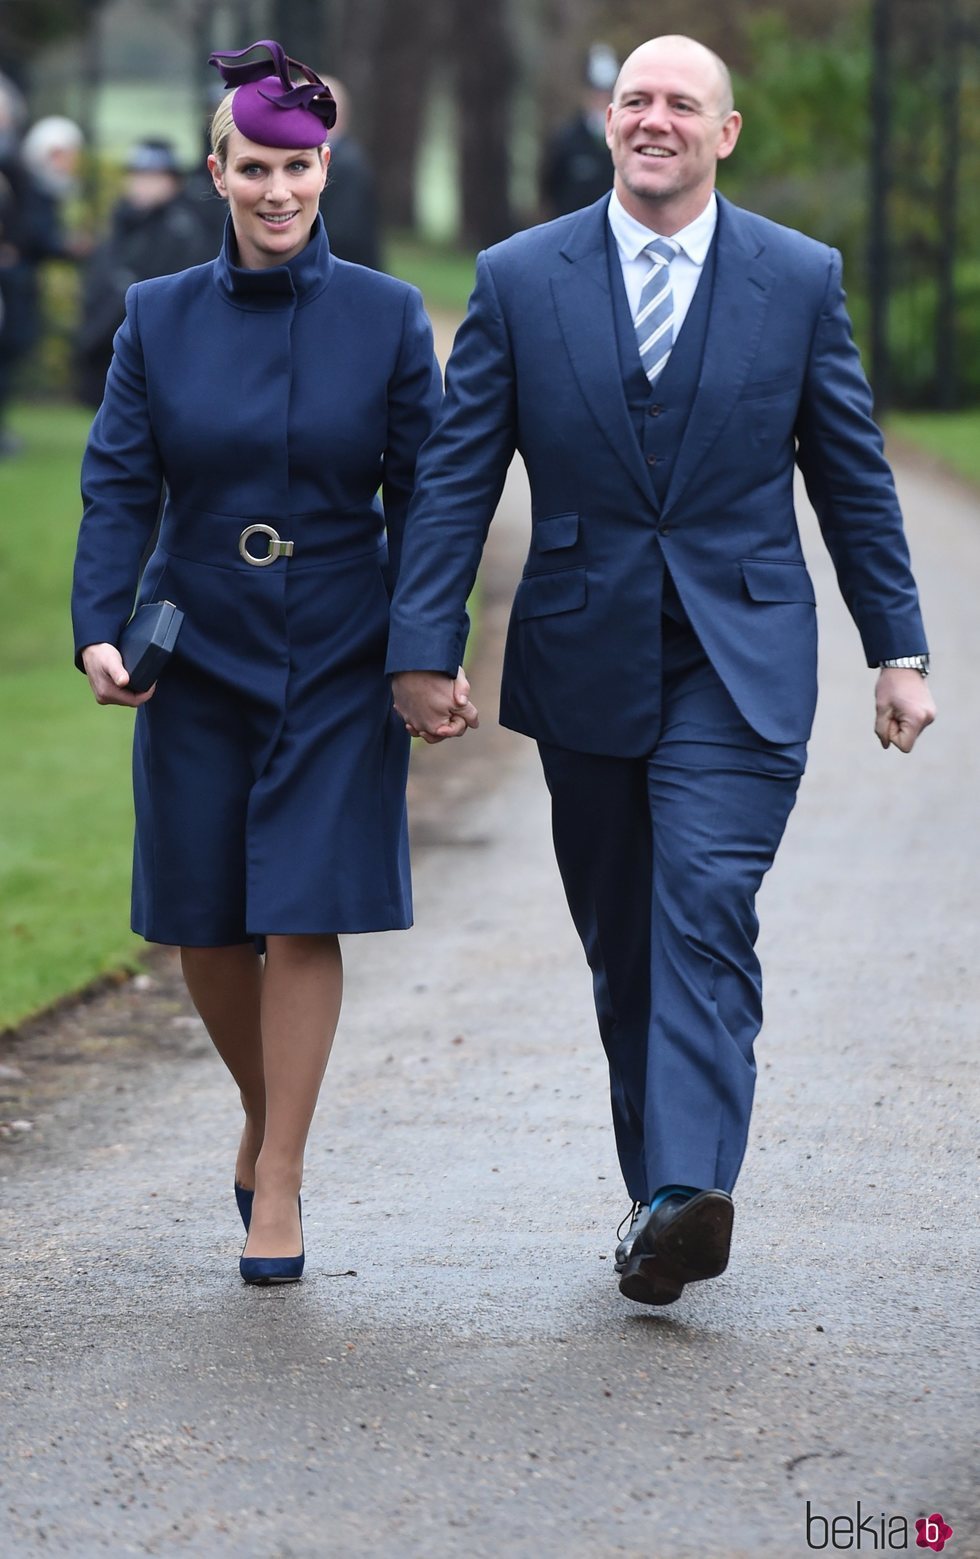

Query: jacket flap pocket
left=738, top=373, right=798, bottom=402
left=517, top=567, right=587, bottom=621
left=741, top=559, right=816, bottom=604
left=533, top=512, right=579, bottom=552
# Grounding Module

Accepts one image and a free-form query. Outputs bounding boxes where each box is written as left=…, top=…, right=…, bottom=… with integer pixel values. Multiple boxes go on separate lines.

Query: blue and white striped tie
left=634, top=236, right=680, bottom=385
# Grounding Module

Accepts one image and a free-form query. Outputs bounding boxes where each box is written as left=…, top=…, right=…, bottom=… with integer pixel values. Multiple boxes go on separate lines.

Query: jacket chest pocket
left=529, top=511, right=579, bottom=559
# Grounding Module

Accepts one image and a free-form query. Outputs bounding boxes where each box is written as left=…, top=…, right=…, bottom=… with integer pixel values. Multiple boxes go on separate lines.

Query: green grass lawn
left=887, top=410, right=980, bottom=488
left=0, top=404, right=144, bottom=1029
left=0, top=398, right=479, bottom=1032
left=385, top=234, right=477, bottom=314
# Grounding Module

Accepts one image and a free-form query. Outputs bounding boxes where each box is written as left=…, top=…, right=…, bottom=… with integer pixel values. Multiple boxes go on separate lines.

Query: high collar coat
left=72, top=220, right=442, bottom=943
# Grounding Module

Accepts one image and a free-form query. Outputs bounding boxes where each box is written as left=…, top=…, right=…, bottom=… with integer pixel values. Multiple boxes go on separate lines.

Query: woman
left=71, top=40, right=473, bottom=1284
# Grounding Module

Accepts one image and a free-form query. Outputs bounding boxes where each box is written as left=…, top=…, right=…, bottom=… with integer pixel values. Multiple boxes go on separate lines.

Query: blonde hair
left=209, top=92, right=237, bottom=168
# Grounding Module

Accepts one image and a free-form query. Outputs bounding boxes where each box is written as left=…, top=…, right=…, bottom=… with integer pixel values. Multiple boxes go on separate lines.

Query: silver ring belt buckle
left=238, top=523, right=295, bottom=567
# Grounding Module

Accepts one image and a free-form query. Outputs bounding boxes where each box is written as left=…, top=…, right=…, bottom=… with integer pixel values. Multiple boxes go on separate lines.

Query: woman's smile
left=209, top=128, right=328, bottom=269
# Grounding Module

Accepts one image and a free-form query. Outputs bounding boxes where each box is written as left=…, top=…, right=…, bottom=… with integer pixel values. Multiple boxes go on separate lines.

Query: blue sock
left=649, top=1184, right=699, bottom=1211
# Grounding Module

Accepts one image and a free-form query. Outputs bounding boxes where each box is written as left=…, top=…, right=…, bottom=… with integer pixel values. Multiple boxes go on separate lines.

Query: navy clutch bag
left=120, top=600, right=184, bottom=694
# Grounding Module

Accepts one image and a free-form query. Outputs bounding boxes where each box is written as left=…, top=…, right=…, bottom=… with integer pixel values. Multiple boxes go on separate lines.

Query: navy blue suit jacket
left=386, top=194, right=927, bottom=752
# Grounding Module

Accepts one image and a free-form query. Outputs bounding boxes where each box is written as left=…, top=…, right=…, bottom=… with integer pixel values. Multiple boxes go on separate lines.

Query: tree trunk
left=534, top=0, right=602, bottom=142
left=362, top=0, right=438, bottom=230
left=450, top=0, right=515, bottom=247
left=270, top=0, right=329, bottom=69
left=330, top=0, right=384, bottom=139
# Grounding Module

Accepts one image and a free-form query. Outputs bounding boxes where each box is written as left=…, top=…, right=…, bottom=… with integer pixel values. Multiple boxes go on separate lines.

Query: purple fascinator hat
left=208, top=39, right=337, bottom=148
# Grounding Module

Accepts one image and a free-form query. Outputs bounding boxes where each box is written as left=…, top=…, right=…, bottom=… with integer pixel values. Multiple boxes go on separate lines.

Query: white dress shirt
left=607, top=190, right=718, bottom=334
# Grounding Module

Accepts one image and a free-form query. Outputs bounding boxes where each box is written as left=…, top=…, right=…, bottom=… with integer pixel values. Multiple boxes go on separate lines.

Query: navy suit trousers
left=538, top=615, right=806, bottom=1202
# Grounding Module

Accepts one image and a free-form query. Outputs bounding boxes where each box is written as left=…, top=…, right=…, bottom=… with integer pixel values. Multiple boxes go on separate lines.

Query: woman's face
left=208, top=129, right=328, bottom=270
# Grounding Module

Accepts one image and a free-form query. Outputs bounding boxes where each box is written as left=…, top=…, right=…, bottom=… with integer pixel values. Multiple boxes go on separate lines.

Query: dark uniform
left=0, top=154, right=69, bottom=437
left=74, top=189, right=218, bottom=408
left=318, top=134, right=382, bottom=271
left=540, top=114, right=614, bottom=218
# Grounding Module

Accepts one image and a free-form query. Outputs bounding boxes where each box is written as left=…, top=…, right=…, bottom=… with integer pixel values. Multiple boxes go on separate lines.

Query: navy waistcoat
left=606, top=224, right=718, bottom=510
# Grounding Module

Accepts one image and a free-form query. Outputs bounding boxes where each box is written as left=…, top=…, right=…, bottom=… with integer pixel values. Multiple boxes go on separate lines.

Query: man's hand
left=874, top=667, right=935, bottom=753
left=81, top=643, right=156, bottom=708
left=392, top=668, right=479, bottom=743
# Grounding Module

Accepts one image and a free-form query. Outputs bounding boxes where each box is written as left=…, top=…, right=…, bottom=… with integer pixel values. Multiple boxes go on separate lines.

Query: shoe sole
left=618, top=1191, right=734, bottom=1307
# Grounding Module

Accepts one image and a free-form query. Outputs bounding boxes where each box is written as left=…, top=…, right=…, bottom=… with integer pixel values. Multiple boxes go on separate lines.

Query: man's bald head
left=614, top=36, right=734, bottom=118
left=605, top=33, right=742, bottom=234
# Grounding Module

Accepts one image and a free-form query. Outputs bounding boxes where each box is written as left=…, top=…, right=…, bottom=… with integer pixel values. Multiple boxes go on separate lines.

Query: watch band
left=880, top=654, right=930, bottom=676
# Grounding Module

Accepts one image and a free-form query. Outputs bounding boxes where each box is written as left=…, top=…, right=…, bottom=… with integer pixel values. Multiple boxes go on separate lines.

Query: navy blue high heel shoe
left=239, top=1196, right=304, bottom=1285
left=234, top=1182, right=254, bottom=1232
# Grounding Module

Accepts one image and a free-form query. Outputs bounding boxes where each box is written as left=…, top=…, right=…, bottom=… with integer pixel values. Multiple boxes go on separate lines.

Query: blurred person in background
left=0, top=72, right=28, bottom=444
left=540, top=43, right=618, bottom=219
left=184, top=88, right=238, bottom=251
left=0, top=71, right=31, bottom=293
left=20, top=114, right=86, bottom=258
left=0, top=68, right=25, bottom=151
left=317, top=76, right=381, bottom=271
left=0, top=95, right=84, bottom=454
left=0, top=71, right=29, bottom=277
left=74, top=138, right=217, bottom=408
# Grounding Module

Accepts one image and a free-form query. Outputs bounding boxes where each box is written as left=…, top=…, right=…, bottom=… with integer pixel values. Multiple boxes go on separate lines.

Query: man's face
left=124, top=170, right=180, bottom=211
left=605, top=42, right=741, bottom=221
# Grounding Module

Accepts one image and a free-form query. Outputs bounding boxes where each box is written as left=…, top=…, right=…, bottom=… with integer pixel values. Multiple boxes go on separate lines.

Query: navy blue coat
left=386, top=195, right=927, bottom=753
left=72, top=218, right=442, bottom=945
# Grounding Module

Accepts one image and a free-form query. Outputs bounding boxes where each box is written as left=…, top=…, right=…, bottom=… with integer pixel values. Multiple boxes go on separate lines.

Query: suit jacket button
left=660, top=525, right=672, bottom=535
left=648, top=405, right=664, bottom=417
left=646, top=454, right=658, bottom=466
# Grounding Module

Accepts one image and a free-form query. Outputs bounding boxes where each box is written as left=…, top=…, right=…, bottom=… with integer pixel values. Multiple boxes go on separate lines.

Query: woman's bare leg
left=242, top=933, right=343, bottom=1259
left=180, top=944, right=265, bottom=1190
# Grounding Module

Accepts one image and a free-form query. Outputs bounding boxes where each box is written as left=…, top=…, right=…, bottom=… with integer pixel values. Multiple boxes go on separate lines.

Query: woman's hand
left=81, top=643, right=156, bottom=707
left=392, top=666, right=478, bottom=743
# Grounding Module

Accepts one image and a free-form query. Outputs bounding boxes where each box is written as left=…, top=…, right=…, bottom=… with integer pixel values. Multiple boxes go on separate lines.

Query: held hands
left=81, top=643, right=156, bottom=708
left=874, top=667, right=935, bottom=753
left=392, top=667, right=479, bottom=743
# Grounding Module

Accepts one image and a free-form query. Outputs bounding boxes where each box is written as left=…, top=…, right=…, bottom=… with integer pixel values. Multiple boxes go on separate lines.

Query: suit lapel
left=661, top=197, right=775, bottom=518
left=549, top=200, right=657, bottom=509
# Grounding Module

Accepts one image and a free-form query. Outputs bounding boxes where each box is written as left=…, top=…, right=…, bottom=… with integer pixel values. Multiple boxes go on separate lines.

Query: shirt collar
left=607, top=190, right=718, bottom=266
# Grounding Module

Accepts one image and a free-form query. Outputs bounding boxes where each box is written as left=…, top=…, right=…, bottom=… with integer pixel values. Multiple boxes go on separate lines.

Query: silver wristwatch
left=880, top=654, right=930, bottom=676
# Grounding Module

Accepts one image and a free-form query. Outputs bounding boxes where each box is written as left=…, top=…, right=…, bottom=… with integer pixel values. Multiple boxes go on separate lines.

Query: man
left=387, top=37, right=934, bottom=1307
left=540, top=42, right=618, bottom=219
left=317, top=77, right=382, bottom=271
left=75, top=139, right=216, bottom=408
left=1, top=110, right=85, bottom=454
